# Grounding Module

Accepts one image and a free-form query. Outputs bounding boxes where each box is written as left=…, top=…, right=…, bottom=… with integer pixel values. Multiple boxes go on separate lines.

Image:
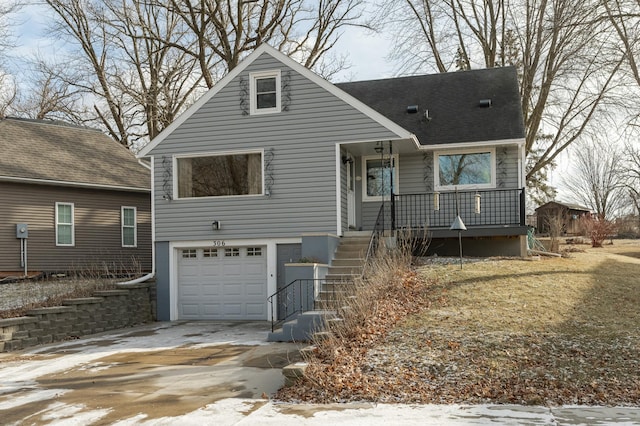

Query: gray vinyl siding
left=148, top=53, right=398, bottom=241
left=0, top=181, right=152, bottom=273
left=359, top=145, right=521, bottom=229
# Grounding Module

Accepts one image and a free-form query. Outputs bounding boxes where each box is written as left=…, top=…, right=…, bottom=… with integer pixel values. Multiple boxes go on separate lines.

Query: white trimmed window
left=362, top=155, right=399, bottom=202
left=55, top=202, right=74, bottom=246
left=250, top=70, right=281, bottom=114
left=121, top=206, right=137, bottom=247
left=225, top=248, right=240, bottom=257
left=176, top=151, right=263, bottom=198
left=435, top=148, right=496, bottom=190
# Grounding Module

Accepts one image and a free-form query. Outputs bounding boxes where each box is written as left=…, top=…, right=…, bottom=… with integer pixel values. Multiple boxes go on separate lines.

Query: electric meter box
left=16, top=224, right=28, bottom=239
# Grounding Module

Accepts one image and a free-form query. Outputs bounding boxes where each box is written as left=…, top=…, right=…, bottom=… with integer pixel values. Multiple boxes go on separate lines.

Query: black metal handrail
left=268, top=279, right=315, bottom=332
left=393, top=188, right=525, bottom=230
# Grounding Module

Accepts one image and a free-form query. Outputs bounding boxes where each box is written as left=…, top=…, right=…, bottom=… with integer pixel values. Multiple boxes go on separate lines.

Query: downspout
left=119, top=156, right=156, bottom=285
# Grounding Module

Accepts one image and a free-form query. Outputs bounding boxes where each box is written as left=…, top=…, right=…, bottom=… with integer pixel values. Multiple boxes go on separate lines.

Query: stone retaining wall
left=0, top=282, right=154, bottom=352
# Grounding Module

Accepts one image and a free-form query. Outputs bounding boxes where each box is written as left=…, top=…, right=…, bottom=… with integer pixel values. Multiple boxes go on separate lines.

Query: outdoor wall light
left=474, top=192, right=481, bottom=214
left=211, top=220, right=221, bottom=231
left=433, top=191, right=440, bottom=211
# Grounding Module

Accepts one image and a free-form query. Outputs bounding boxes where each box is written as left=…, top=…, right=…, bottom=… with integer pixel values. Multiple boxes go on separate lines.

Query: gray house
left=138, top=44, right=527, bottom=322
left=0, top=118, right=152, bottom=275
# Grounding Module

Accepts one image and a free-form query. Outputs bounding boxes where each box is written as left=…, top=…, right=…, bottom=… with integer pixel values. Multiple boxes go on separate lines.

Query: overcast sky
left=11, top=3, right=395, bottom=83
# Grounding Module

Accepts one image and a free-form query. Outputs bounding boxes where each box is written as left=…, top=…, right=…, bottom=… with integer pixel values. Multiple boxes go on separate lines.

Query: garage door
left=178, top=246, right=267, bottom=320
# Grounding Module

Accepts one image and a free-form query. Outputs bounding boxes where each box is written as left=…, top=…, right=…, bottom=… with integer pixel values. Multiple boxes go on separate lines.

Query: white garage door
left=178, top=246, right=267, bottom=320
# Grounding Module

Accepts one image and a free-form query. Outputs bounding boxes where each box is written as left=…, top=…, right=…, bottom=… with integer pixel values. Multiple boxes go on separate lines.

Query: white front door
left=347, top=160, right=356, bottom=229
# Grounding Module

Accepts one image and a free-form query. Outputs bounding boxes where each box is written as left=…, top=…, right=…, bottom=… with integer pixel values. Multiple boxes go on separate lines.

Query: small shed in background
left=535, top=201, right=592, bottom=236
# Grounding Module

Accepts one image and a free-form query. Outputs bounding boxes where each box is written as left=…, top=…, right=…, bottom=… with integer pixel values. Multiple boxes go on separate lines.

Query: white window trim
left=55, top=202, right=75, bottom=247
left=362, top=154, right=399, bottom=202
left=249, top=70, right=281, bottom=115
left=434, top=147, right=496, bottom=191
left=173, top=149, right=265, bottom=199
left=121, top=206, right=137, bottom=248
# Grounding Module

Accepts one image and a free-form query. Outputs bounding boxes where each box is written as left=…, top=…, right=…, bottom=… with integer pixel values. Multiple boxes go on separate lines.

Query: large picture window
left=435, top=149, right=495, bottom=190
left=121, top=206, right=137, bottom=247
left=55, top=202, right=74, bottom=246
left=177, top=152, right=263, bottom=198
left=363, top=155, right=398, bottom=201
left=250, top=71, right=281, bottom=114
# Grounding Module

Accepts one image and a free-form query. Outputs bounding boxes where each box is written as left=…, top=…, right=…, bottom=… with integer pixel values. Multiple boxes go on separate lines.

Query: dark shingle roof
left=0, top=118, right=149, bottom=190
left=536, top=201, right=592, bottom=212
left=336, top=67, right=525, bottom=146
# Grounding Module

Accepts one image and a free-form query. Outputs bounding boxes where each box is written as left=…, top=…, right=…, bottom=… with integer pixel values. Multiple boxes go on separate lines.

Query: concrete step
left=328, top=265, right=363, bottom=275
left=344, top=231, right=372, bottom=238
left=324, top=274, right=359, bottom=282
left=331, top=258, right=365, bottom=267
left=267, top=310, right=337, bottom=342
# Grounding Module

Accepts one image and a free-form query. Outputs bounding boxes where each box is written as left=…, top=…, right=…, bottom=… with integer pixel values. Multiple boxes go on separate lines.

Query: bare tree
left=604, top=0, right=640, bottom=88
left=563, top=138, right=627, bottom=220
left=378, top=0, right=626, bottom=196
left=41, top=0, right=366, bottom=147
left=0, top=1, right=22, bottom=118
left=8, top=58, right=86, bottom=122
left=158, top=0, right=365, bottom=87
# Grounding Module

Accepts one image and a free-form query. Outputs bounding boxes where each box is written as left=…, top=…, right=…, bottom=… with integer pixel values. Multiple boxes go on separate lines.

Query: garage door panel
left=181, top=304, right=200, bottom=317
left=246, top=283, right=265, bottom=296
left=202, top=304, right=222, bottom=316
left=223, top=283, right=243, bottom=296
left=222, top=303, right=242, bottom=316
left=178, top=247, right=267, bottom=320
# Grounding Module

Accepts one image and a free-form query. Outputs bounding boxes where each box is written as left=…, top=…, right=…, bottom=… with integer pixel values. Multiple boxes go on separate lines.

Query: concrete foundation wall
left=0, top=282, right=154, bottom=352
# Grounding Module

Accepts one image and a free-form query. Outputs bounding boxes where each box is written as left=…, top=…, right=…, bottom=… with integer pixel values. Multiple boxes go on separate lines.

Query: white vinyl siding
left=55, top=202, right=74, bottom=246
left=121, top=206, right=137, bottom=247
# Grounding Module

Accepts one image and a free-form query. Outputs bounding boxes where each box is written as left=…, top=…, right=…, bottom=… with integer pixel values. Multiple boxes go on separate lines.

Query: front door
left=347, top=159, right=356, bottom=229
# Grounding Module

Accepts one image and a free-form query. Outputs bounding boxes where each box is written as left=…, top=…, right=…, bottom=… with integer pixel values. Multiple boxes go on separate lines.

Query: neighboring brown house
left=0, top=118, right=151, bottom=275
left=535, top=201, right=592, bottom=236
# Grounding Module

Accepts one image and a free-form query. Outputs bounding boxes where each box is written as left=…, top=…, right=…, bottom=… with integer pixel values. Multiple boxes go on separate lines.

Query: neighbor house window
left=363, top=155, right=399, bottom=201
left=121, top=206, right=137, bottom=247
left=55, top=202, right=74, bottom=246
left=435, top=149, right=495, bottom=190
left=250, top=70, right=281, bottom=114
left=176, top=151, right=263, bottom=198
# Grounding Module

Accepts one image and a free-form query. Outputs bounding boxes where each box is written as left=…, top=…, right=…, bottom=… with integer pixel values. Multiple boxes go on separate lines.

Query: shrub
left=579, top=216, right=617, bottom=248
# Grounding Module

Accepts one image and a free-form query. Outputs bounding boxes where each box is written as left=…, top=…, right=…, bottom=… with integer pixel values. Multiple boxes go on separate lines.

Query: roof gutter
left=0, top=175, right=150, bottom=193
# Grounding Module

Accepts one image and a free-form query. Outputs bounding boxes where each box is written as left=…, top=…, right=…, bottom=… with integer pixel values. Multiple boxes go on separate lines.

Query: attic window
left=250, top=70, right=281, bottom=114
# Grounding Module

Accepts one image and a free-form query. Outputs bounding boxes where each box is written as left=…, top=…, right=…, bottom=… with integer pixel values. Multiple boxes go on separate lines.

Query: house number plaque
left=212, top=240, right=226, bottom=247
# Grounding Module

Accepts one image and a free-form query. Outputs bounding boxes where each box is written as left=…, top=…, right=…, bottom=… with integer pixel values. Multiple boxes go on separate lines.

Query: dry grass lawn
left=279, top=240, right=640, bottom=406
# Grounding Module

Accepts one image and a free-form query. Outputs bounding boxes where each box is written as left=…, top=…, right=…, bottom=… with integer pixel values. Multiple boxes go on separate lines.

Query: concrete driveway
left=0, top=321, right=302, bottom=425
left=2, top=321, right=640, bottom=425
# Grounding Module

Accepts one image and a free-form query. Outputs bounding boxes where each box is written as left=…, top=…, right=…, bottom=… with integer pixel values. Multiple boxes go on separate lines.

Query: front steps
left=267, top=310, right=336, bottom=342
left=317, top=232, right=370, bottom=308
left=267, top=232, right=371, bottom=342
